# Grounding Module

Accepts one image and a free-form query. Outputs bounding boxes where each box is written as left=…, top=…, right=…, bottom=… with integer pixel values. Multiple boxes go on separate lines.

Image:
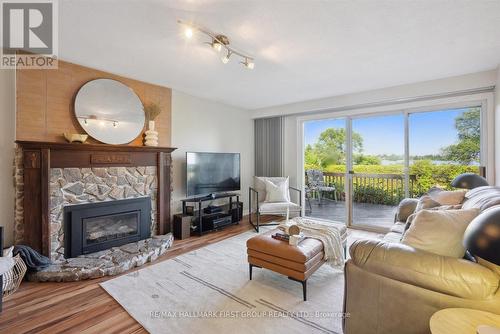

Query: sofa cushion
left=383, top=232, right=404, bottom=243
left=462, top=186, right=500, bottom=211
left=259, top=201, right=301, bottom=214
left=402, top=208, right=479, bottom=258
left=390, top=222, right=406, bottom=234
left=429, top=189, right=467, bottom=205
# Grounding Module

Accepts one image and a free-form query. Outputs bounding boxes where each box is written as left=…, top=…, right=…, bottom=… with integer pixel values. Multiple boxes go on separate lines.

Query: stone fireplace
left=49, top=166, right=158, bottom=261
left=14, top=141, right=176, bottom=281
left=64, top=197, right=152, bottom=258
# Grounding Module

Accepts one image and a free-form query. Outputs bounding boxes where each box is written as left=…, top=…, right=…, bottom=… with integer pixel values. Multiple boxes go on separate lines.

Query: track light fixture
left=178, top=20, right=255, bottom=70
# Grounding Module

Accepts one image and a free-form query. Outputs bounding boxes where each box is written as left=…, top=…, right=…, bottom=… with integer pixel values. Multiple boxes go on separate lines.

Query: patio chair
left=304, top=185, right=313, bottom=213
left=249, top=177, right=302, bottom=232
left=306, top=169, right=337, bottom=205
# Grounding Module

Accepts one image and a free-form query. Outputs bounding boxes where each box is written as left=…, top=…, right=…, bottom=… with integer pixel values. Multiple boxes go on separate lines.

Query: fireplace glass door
left=83, top=211, right=139, bottom=246
left=64, top=197, right=151, bottom=258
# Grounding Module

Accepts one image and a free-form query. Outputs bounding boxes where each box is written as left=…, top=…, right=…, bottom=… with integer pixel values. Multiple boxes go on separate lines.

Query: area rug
left=100, top=230, right=345, bottom=334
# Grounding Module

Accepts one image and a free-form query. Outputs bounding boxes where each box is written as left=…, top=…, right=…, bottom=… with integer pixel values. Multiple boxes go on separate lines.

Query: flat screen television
left=186, top=152, right=241, bottom=197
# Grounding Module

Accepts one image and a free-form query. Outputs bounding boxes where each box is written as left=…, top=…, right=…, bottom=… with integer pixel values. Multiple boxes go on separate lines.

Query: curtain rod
left=254, top=85, right=496, bottom=119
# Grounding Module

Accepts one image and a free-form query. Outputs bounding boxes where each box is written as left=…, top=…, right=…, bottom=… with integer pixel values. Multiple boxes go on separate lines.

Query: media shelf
left=180, top=193, right=242, bottom=236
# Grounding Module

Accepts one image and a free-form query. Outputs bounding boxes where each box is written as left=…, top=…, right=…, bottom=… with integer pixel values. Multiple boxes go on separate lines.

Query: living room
left=0, top=1, right=499, bottom=333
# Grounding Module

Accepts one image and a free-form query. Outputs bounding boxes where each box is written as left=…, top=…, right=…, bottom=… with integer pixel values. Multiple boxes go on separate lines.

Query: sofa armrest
left=349, top=239, right=499, bottom=300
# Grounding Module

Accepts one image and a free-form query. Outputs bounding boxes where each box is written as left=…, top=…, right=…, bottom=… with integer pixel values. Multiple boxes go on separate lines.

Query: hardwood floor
left=0, top=215, right=379, bottom=334
left=0, top=215, right=268, bottom=333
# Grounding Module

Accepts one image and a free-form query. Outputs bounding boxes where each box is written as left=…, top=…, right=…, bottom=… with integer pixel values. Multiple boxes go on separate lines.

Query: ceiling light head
left=211, top=40, right=222, bottom=52
left=221, top=51, right=232, bottom=64
left=212, top=35, right=229, bottom=52
left=184, top=27, right=194, bottom=39
left=242, top=58, right=255, bottom=69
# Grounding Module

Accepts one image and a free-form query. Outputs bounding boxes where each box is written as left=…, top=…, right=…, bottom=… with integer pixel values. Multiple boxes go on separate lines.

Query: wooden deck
left=305, top=199, right=396, bottom=231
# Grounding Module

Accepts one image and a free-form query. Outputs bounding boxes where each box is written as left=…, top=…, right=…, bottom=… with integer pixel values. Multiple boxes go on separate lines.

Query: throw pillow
left=396, top=198, right=419, bottom=222
left=401, top=208, right=479, bottom=258
left=415, top=195, right=441, bottom=212
left=3, top=246, right=13, bottom=257
left=430, top=204, right=463, bottom=210
left=402, top=204, right=464, bottom=237
left=429, top=189, right=467, bottom=205
left=264, top=177, right=291, bottom=203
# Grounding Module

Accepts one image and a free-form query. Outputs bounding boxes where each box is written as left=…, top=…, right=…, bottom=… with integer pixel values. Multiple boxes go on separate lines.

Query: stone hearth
left=29, top=233, right=173, bottom=282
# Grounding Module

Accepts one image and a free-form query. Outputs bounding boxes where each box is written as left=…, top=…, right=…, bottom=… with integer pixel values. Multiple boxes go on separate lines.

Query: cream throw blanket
left=278, top=217, right=345, bottom=268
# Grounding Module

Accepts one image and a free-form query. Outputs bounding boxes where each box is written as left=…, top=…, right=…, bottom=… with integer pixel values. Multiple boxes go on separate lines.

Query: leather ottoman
left=247, top=228, right=344, bottom=301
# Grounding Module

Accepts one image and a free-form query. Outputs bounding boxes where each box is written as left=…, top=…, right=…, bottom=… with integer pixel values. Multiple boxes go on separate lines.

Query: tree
left=441, top=138, right=480, bottom=164
left=311, top=128, right=363, bottom=168
left=354, top=154, right=381, bottom=165
left=304, top=144, right=321, bottom=169
left=441, top=108, right=480, bottom=164
left=455, top=108, right=480, bottom=141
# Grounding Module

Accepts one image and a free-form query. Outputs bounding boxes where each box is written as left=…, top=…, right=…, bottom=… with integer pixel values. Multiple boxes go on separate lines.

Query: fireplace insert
left=64, top=197, right=151, bottom=258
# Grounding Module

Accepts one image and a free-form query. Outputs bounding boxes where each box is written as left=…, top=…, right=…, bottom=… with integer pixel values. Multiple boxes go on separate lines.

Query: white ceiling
left=59, top=0, right=500, bottom=110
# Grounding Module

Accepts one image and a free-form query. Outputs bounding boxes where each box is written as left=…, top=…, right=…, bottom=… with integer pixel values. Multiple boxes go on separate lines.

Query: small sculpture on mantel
left=143, top=103, right=161, bottom=147
left=63, top=133, right=88, bottom=143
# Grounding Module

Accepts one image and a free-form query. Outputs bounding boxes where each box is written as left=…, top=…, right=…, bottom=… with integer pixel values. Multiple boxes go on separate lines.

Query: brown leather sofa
left=343, top=186, right=500, bottom=334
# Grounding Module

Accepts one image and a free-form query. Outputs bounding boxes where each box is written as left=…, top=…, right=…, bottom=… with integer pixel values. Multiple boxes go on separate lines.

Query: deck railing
left=307, top=172, right=417, bottom=205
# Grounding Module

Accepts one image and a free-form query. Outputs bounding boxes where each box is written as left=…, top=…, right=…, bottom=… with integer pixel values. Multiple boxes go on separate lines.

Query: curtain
left=254, top=117, right=283, bottom=177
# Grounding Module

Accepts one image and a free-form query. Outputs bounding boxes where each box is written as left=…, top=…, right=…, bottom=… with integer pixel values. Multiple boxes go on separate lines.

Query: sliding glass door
left=408, top=107, right=482, bottom=198
left=349, top=114, right=405, bottom=230
left=303, top=104, right=485, bottom=231
left=304, top=118, right=347, bottom=223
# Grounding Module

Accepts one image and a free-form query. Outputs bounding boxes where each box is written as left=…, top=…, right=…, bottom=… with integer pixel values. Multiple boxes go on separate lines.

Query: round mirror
left=74, top=79, right=145, bottom=145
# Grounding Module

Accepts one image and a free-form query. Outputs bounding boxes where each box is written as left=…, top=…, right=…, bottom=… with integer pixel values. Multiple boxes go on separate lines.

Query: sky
left=304, top=108, right=474, bottom=156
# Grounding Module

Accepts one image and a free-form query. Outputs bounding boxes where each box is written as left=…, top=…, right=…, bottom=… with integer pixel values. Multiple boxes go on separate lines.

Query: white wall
left=171, top=91, right=254, bottom=215
left=261, top=70, right=498, bottom=191
left=0, top=69, right=16, bottom=247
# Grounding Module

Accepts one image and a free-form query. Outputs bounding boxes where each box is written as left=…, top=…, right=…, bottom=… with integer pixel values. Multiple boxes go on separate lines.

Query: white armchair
left=248, top=176, right=302, bottom=232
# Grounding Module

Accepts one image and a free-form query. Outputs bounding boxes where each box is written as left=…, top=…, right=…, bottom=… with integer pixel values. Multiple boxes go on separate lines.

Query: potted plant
left=143, top=103, right=161, bottom=146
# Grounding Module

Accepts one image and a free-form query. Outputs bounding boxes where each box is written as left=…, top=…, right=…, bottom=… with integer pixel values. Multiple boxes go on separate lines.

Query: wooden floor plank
left=0, top=215, right=276, bottom=334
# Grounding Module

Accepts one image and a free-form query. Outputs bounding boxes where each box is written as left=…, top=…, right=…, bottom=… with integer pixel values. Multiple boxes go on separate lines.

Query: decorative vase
left=144, top=120, right=159, bottom=146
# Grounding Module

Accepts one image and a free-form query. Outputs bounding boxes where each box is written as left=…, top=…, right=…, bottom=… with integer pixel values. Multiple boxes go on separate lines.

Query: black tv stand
left=181, top=193, right=241, bottom=236
left=190, top=192, right=237, bottom=201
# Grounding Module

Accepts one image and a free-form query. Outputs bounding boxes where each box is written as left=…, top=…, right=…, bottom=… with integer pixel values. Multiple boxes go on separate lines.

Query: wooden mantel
left=16, top=141, right=176, bottom=256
